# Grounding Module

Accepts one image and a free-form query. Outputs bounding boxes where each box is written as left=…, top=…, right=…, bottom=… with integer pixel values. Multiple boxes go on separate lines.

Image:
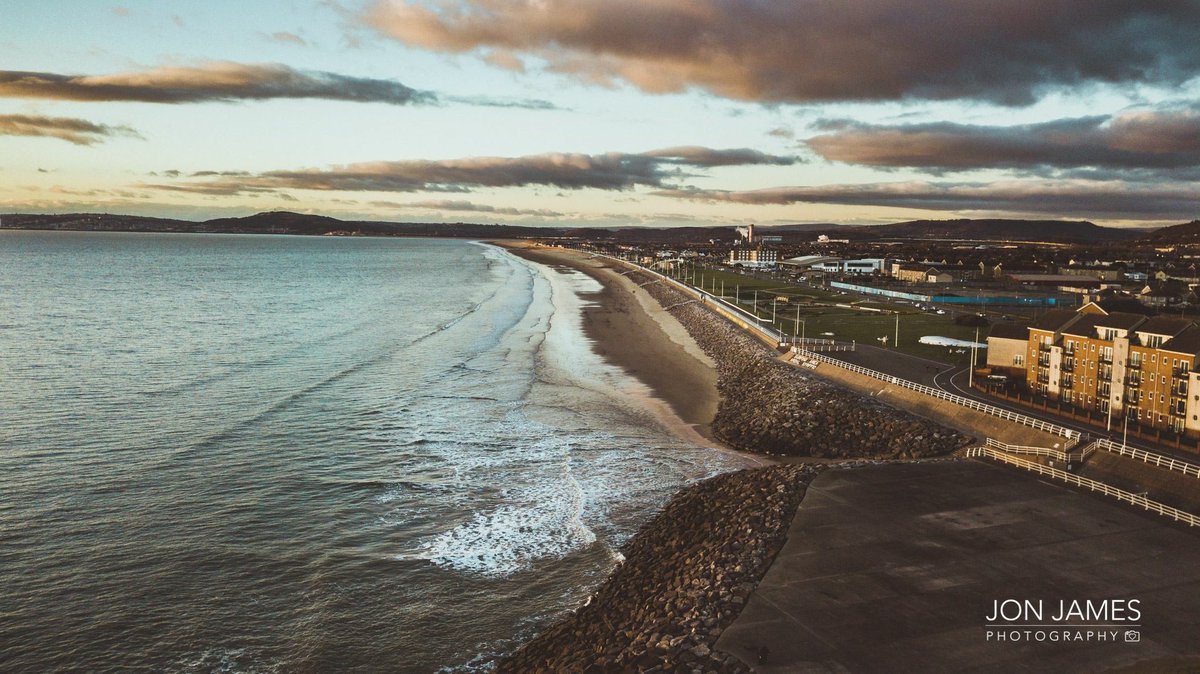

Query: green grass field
left=668, top=263, right=986, bottom=365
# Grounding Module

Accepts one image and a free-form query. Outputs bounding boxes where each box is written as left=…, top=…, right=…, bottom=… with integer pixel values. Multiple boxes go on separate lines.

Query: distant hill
left=200, top=211, right=346, bottom=234
left=867, top=219, right=1146, bottom=243
left=1, top=211, right=554, bottom=239
left=1131, top=220, right=1200, bottom=245
left=0, top=211, right=1165, bottom=245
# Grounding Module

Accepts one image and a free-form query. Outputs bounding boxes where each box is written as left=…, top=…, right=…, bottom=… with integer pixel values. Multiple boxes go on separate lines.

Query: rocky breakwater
left=637, top=274, right=970, bottom=458
left=496, top=464, right=823, bottom=674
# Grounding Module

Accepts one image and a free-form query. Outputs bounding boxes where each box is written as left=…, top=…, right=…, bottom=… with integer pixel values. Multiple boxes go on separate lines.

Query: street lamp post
left=969, top=325, right=979, bottom=388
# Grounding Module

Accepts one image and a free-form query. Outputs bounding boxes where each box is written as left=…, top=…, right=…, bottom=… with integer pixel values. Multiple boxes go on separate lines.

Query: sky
left=2, top=1, right=1199, bottom=228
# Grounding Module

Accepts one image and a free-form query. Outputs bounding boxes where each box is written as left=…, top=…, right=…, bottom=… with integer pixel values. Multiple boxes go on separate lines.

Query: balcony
left=1038, top=342, right=1053, bottom=352
left=1127, top=359, right=1142, bottom=370
left=1100, top=353, right=1114, bottom=364
left=1062, top=359, right=1075, bottom=373
left=1173, top=367, right=1190, bottom=379
left=1125, top=376, right=1142, bottom=388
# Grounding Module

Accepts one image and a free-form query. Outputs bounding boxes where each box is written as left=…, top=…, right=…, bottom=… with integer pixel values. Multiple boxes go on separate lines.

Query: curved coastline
left=495, top=240, right=730, bottom=451
left=486, top=241, right=970, bottom=671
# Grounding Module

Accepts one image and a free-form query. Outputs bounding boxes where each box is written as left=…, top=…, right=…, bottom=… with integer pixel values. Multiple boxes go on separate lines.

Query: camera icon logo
left=1124, top=630, right=1141, bottom=643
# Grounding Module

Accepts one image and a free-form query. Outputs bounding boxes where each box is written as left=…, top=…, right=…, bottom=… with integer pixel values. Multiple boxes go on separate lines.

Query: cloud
left=264, top=31, right=308, bottom=46
left=142, top=147, right=793, bottom=195
left=0, top=113, right=141, bottom=145
left=373, top=199, right=564, bottom=216
left=655, top=179, right=1200, bottom=220
left=642, top=146, right=797, bottom=167
left=805, top=107, right=1200, bottom=174
left=0, top=62, right=434, bottom=105
left=362, top=0, right=1200, bottom=105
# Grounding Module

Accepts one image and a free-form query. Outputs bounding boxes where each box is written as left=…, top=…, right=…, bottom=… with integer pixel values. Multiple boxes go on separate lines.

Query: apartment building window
left=1014, top=355, right=1024, bottom=366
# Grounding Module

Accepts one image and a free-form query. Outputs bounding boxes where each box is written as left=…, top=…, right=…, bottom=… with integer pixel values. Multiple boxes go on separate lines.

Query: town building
left=993, top=303, right=1200, bottom=435
left=815, top=258, right=888, bottom=274
left=729, top=247, right=778, bottom=268
left=985, top=322, right=1030, bottom=377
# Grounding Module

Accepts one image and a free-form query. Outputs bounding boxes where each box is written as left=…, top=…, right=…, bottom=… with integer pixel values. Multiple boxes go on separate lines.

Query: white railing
left=1094, top=438, right=1200, bottom=478
left=985, top=438, right=1096, bottom=463
left=605, top=255, right=784, bottom=344
left=794, top=347, right=1080, bottom=440
left=966, top=447, right=1200, bottom=526
left=985, top=438, right=1070, bottom=462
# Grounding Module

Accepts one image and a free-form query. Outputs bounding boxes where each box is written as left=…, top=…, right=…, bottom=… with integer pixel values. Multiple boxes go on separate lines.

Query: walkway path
left=716, top=460, right=1200, bottom=673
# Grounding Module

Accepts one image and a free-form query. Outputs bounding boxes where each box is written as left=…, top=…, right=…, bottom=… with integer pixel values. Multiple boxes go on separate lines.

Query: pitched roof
left=1136, top=315, right=1194, bottom=337
left=988, top=322, right=1029, bottom=341
left=1061, top=314, right=1103, bottom=338
left=1030, top=309, right=1080, bottom=332
left=1093, top=312, right=1146, bottom=330
left=1161, top=325, right=1200, bottom=355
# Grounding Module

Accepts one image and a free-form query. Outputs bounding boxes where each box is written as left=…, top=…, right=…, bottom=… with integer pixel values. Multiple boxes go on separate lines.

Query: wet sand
left=493, top=241, right=725, bottom=447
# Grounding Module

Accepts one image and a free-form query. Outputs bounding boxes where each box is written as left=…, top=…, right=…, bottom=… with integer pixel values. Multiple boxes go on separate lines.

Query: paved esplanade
left=716, top=461, right=1200, bottom=673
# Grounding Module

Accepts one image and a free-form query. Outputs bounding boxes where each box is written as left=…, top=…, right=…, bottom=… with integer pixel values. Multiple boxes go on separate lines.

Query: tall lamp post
left=969, top=325, right=979, bottom=388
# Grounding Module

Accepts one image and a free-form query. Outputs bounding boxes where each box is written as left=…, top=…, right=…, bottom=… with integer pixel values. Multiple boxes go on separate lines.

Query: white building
left=813, top=258, right=888, bottom=274
left=729, top=248, right=778, bottom=268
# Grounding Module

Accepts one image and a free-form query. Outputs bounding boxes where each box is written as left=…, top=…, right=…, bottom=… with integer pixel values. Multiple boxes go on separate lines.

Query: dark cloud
left=142, top=147, right=792, bottom=195
left=655, top=179, right=1200, bottom=220
left=0, top=62, right=435, bottom=105
left=806, top=108, right=1200, bottom=174
left=0, top=113, right=141, bottom=145
left=363, top=0, right=1200, bottom=105
left=373, top=199, right=564, bottom=217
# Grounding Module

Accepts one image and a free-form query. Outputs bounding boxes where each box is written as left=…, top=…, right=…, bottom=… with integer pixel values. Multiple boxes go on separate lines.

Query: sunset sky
left=2, top=1, right=1198, bottom=227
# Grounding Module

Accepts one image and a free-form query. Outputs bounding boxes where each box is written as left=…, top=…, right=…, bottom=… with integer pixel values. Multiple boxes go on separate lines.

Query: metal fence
left=1094, top=438, right=1200, bottom=478
left=966, top=446, right=1200, bottom=526
left=984, top=438, right=1096, bottom=463
left=793, top=347, right=1081, bottom=440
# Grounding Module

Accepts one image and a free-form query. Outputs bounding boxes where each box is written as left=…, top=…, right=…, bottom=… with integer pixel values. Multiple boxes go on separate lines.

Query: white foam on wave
left=412, top=457, right=597, bottom=577
left=170, top=647, right=277, bottom=674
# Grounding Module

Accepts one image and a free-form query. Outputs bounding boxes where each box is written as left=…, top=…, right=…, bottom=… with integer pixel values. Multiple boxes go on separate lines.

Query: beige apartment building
left=991, top=303, right=1200, bottom=436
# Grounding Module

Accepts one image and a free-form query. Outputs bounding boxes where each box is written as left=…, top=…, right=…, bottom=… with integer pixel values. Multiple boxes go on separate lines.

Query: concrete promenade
left=716, top=461, right=1200, bottom=673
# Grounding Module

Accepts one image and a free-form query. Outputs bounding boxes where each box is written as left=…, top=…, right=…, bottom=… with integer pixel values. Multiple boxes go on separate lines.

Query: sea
left=0, top=231, right=750, bottom=673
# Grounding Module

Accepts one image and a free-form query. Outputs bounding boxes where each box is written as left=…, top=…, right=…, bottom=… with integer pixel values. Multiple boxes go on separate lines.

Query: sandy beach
left=494, top=241, right=726, bottom=448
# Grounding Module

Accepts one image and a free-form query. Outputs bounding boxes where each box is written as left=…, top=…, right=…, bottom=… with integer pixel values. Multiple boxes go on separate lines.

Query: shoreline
left=492, top=240, right=739, bottom=455
left=485, top=242, right=975, bottom=671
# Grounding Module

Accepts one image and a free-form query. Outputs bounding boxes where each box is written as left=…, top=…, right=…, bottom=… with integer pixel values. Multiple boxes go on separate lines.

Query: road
left=815, top=341, right=1198, bottom=460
